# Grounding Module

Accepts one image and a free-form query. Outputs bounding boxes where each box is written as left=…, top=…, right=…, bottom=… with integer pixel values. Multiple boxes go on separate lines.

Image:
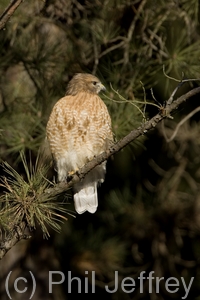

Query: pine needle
left=0, top=152, right=73, bottom=238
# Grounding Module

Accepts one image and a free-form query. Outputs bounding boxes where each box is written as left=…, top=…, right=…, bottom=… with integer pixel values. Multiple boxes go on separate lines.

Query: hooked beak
left=97, top=82, right=106, bottom=93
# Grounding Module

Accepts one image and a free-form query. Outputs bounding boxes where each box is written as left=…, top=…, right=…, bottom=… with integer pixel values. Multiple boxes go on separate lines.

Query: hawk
left=46, top=73, right=113, bottom=214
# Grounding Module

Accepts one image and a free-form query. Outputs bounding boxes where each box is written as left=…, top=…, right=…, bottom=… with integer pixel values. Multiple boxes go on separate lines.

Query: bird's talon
left=67, top=168, right=79, bottom=178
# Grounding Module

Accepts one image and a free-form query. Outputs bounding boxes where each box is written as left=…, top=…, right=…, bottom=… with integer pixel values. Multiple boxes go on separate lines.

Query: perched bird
left=46, top=73, right=113, bottom=214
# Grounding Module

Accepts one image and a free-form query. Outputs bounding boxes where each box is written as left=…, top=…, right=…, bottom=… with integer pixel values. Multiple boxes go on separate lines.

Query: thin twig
left=0, top=0, right=23, bottom=30
left=162, top=106, right=200, bottom=143
left=163, top=65, right=200, bottom=85
left=166, top=81, right=185, bottom=106
left=99, top=40, right=125, bottom=58
left=163, top=65, right=200, bottom=106
left=124, top=0, right=147, bottom=65
left=92, top=32, right=99, bottom=74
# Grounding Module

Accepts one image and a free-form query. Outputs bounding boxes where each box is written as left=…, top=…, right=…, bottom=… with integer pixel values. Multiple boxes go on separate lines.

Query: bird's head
left=66, top=73, right=106, bottom=96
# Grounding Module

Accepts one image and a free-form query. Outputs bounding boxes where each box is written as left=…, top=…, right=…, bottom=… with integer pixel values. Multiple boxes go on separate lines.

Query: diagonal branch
left=45, top=86, right=200, bottom=197
left=0, top=0, right=23, bottom=30
left=0, top=221, right=31, bottom=260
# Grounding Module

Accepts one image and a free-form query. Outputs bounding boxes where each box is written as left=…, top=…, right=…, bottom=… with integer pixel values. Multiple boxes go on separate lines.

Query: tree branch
left=0, top=0, right=23, bottom=30
left=45, top=86, right=200, bottom=197
left=0, top=221, right=31, bottom=260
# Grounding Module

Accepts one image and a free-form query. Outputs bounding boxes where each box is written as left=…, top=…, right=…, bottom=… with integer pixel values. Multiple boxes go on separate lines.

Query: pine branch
left=0, top=221, right=30, bottom=260
left=0, top=0, right=23, bottom=30
left=45, top=86, right=200, bottom=196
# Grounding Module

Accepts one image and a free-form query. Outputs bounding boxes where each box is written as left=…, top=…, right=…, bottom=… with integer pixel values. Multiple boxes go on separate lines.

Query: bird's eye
left=92, top=81, right=97, bottom=85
